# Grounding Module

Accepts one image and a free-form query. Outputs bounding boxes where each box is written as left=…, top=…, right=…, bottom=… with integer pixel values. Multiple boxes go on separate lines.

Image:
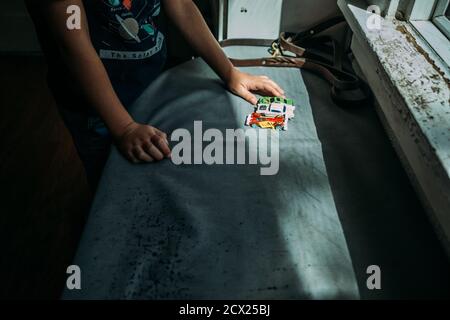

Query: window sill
left=411, top=20, right=450, bottom=66
left=338, top=0, right=450, bottom=254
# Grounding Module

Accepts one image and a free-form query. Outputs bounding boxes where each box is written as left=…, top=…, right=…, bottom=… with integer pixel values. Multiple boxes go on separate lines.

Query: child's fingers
left=151, top=135, right=171, bottom=157
left=133, top=146, right=154, bottom=163
left=155, top=129, right=170, bottom=145
left=238, top=87, right=258, bottom=105
left=264, top=85, right=281, bottom=98
left=127, top=151, right=140, bottom=164
left=143, top=141, right=164, bottom=161
left=154, top=128, right=167, bottom=138
left=252, top=81, right=280, bottom=98
left=258, top=80, right=283, bottom=97
left=263, top=79, right=285, bottom=96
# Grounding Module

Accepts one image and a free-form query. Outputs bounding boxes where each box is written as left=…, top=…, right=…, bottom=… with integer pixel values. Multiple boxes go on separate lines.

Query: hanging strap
left=220, top=17, right=370, bottom=106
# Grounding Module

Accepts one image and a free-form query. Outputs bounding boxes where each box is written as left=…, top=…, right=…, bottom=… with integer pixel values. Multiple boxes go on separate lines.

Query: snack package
left=245, top=97, right=296, bottom=131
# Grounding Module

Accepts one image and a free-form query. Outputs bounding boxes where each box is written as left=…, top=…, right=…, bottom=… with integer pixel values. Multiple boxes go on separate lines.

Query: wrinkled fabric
left=63, top=51, right=359, bottom=299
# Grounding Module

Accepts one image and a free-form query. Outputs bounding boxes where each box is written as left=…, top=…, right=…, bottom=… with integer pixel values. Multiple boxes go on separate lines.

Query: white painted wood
left=407, top=0, right=437, bottom=21
left=211, top=0, right=224, bottom=41
left=227, top=0, right=283, bottom=39
left=339, top=0, right=450, bottom=255
left=434, top=0, right=450, bottom=16
left=432, top=15, right=450, bottom=39
left=366, top=0, right=391, bottom=16
left=362, top=0, right=440, bottom=21
left=411, top=20, right=450, bottom=65
left=386, top=0, right=400, bottom=17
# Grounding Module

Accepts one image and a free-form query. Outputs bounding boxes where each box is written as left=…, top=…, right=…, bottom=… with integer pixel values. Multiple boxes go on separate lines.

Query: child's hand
left=226, top=68, right=285, bottom=105
left=115, top=122, right=171, bottom=164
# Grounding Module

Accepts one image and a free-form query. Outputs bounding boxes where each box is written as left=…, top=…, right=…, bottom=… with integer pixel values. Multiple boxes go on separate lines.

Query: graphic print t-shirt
left=84, top=0, right=167, bottom=107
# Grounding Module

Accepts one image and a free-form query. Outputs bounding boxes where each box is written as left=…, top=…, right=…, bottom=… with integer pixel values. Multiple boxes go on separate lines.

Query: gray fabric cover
left=63, top=49, right=359, bottom=299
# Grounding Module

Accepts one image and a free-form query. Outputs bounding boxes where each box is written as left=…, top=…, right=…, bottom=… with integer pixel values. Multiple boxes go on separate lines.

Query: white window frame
left=433, top=0, right=450, bottom=39
left=403, top=0, right=450, bottom=68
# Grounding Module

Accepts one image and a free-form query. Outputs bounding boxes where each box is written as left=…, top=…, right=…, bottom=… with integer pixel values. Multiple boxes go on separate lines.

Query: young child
left=27, top=0, right=284, bottom=188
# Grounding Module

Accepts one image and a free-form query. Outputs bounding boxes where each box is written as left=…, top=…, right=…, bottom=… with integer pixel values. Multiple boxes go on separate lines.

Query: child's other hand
left=226, top=68, right=285, bottom=105
left=115, top=122, right=171, bottom=164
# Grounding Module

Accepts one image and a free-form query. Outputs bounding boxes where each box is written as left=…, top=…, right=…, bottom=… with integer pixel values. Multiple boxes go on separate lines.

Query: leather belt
left=220, top=17, right=370, bottom=106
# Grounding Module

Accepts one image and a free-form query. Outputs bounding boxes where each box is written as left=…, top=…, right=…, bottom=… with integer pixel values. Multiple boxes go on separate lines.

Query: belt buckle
left=269, top=42, right=282, bottom=57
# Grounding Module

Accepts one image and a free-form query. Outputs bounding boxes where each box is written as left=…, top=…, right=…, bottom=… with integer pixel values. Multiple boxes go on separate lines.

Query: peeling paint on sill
left=396, top=25, right=450, bottom=98
left=339, top=0, right=450, bottom=255
left=368, top=20, right=449, bottom=111
left=364, top=19, right=450, bottom=174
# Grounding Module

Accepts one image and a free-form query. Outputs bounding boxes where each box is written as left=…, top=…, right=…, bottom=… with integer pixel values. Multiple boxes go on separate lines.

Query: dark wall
left=0, top=0, right=343, bottom=53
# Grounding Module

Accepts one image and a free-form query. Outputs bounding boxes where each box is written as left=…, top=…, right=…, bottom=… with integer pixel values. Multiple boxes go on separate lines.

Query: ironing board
left=63, top=46, right=359, bottom=299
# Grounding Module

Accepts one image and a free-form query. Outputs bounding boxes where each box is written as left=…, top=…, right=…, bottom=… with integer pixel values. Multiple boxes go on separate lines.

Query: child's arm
left=163, top=0, right=285, bottom=105
left=42, top=0, right=170, bottom=163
